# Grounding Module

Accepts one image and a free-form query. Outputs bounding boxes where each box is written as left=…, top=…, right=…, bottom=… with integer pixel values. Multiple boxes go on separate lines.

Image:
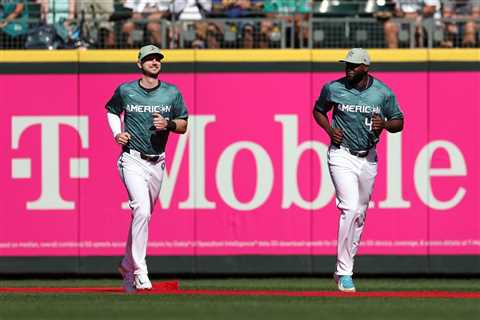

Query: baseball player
left=105, top=44, right=188, bottom=293
left=312, top=48, right=404, bottom=292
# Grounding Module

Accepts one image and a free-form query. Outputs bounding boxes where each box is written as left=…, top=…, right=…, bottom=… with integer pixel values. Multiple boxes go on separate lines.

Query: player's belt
left=339, top=145, right=370, bottom=158
left=123, top=147, right=164, bottom=163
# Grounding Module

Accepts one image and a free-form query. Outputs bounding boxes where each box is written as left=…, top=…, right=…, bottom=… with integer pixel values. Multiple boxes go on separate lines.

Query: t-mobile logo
left=11, top=116, right=89, bottom=210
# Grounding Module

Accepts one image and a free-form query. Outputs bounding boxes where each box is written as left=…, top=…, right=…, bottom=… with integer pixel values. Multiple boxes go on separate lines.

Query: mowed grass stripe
left=0, top=293, right=479, bottom=320
left=1, top=279, right=479, bottom=320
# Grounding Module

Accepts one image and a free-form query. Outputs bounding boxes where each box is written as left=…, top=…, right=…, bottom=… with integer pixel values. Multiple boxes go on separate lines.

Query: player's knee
left=129, top=201, right=150, bottom=219
left=337, top=201, right=358, bottom=214
left=128, top=200, right=139, bottom=211
left=355, top=212, right=366, bottom=227
left=135, top=210, right=151, bottom=223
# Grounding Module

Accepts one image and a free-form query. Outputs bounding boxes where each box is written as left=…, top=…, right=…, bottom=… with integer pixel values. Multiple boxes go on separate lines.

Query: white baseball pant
left=117, top=151, right=165, bottom=276
left=328, top=145, right=377, bottom=276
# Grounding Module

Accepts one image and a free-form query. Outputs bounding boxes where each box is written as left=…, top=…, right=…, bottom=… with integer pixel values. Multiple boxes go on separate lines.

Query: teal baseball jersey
left=1, top=0, right=29, bottom=37
left=106, top=80, right=188, bottom=155
left=263, top=0, right=312, bottom=14
left=314, top=76, right=403, bottom=151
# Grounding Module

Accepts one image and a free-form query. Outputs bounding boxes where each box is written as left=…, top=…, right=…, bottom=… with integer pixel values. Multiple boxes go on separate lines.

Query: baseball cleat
left=134, top=273, right=153, bottom=290
left=334, top=274, right=356, bottom=292
left=118, top=265, right=136, bottom=293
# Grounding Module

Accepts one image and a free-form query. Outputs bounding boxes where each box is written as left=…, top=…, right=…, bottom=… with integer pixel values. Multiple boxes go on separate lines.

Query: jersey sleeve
left=314, top=83, right=333, bottom=114
left=172, top=91, right=189, bottom=120
left=383, top=92, right=404, bottom=120
left=105, top=86, right=124, bottom=115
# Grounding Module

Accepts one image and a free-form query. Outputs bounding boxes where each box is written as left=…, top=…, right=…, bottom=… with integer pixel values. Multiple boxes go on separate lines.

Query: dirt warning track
left=1, top=281, right=479, bottom=298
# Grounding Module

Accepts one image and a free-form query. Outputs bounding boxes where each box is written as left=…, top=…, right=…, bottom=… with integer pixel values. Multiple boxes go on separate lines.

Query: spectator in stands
left=40, top=0, right=75, bottom=24
left=39, top=0, right=79, bottom=47
left=211, top=0, right=263, bottom=48
left=219, top=0, right=261, bottom=18
left=0, top=0, right=27, bottom=48
left=261, top=0, right=311, bottom=48
left=225, top=0, right=263, bottom=48
left=75, top=0, right=116, bottom=48
left=122, top=0, right=171, bottom=47
left=442, top=0, right=480, bottom=47
left=172, top=0, right=213, bottom=48
left=192, top=0, right=224, bottom=48
left=381, top=0, right=441, bottom=48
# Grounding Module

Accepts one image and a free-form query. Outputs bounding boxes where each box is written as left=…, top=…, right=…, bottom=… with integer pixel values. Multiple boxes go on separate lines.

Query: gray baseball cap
left=138, top=45, right=164, bottom=61
left=339, top=48, right=371, bottom=65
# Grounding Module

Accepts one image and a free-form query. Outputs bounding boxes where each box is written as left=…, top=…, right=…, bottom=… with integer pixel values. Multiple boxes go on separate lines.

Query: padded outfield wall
left=0, top=49, right=479, bottom=275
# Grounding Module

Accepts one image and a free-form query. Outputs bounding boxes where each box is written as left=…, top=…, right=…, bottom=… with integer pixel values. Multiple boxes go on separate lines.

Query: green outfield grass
left=0, top=278, right=479, bottom=320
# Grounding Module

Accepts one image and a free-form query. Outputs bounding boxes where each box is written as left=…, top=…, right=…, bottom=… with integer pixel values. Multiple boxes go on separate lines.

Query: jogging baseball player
left=105, top=44, right=188, bottom=293
left=312, top=48, right=404, bottom=292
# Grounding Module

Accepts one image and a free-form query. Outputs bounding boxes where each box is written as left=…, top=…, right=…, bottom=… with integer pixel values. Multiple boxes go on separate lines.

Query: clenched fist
left=372, top=114, right=385, bottom=133
left=328, top=127, right=344, bottom=146
left=152, top=112, right=168, bottom=130
left=115, top=132, right=131, bottom=145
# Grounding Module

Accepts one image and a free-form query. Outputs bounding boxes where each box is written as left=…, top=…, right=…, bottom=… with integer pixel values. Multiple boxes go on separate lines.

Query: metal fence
left=1, top=6, right=479, bottom=49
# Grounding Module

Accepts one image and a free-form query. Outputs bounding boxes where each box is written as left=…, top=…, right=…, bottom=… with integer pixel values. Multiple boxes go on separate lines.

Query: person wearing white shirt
left=382, top=0, right=441, bottom=48
left=122, top=0, right=172, bottom=47
left=173, top=0, right=214, bottom=48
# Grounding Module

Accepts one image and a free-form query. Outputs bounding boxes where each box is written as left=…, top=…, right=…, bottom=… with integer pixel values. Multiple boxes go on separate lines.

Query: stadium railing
left=1, top=0, right=479, bottom=49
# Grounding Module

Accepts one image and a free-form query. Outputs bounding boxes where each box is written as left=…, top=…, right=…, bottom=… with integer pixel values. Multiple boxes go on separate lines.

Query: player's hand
left=115, top=132, right=131, bottom=145
left=0, top=20, right=7, bottom=29
left=372, top=114, right=385, bottom=132
left=329, top=127, right=343, bottom=145
left=152, top=112, right=168, bottom=130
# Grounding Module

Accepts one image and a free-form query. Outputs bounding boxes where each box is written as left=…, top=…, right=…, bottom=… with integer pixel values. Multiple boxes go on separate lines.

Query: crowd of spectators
left=378, top=0, right=479, bottom=48
left=0, top=0, right=479, bottom=49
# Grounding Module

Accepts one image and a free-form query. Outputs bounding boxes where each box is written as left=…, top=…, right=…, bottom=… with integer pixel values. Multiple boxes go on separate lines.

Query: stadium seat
left=313, top=0, right=361, bottom=18
left=27, top=0, right=42, bottom=28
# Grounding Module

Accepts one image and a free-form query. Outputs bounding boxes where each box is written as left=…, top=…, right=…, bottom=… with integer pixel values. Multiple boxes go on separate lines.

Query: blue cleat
left=334, top=274, right=356, bottom=292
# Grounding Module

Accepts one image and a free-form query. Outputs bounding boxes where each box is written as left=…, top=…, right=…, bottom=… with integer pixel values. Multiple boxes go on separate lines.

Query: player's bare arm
left=372, top=115, right=403, bottom=133
left=313, top=110, right=343, bottom=145
left=384, top=119, right=403, bottom=133
left=171, top=119, right=188, bottom=134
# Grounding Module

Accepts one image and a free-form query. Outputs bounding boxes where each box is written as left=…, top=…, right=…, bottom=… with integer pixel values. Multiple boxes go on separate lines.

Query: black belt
left=348, top=149, right=369, bottom=158
left=123, top=147, right=163, bottom=163
left=335, top=145, right=371, bottom=158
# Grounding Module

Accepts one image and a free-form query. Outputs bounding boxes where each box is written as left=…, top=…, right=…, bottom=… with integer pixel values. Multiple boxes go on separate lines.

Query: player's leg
left=328, top=147, right=361, bottom=277
left=120, top=222, right=134, bottom=272
left=117, top=222, right=135, bottom=293
left=118, top=153, right=153, bottom=278
left=130, top=158, right=165, bottom=290
left=147, top=159, right=165, bottom=211
left=352, top=154, right=378, bottom=258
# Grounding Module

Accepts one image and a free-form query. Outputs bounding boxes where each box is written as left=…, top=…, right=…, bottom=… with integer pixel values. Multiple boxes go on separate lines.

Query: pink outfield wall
left=0, top=71, right=479, bottom=257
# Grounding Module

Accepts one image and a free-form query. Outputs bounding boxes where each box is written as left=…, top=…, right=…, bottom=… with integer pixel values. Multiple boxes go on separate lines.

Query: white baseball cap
left=138, top=44, right=164, bottom=61
left=339, top=48, right=371, bottom=65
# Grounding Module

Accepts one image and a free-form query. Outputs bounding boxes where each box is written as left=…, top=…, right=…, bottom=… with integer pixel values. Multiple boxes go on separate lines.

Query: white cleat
left=134, top=274, right=153, bottom=290
left=118, top=265, right=136, bottom=293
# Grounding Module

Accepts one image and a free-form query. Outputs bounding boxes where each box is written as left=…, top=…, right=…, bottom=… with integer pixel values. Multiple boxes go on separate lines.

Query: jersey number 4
left=365, top=117, right=373, bottom=131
